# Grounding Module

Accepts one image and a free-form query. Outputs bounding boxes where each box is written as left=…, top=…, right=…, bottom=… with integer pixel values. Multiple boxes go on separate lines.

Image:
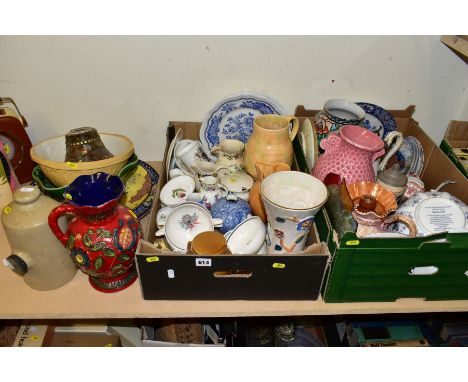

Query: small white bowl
left=155, top=202, right=222, bottom=252
left=156, top=206, right=174, bottom=228
left=159, top=175, right=195, bottom=207
left=226, top=216, right=266, bottom=255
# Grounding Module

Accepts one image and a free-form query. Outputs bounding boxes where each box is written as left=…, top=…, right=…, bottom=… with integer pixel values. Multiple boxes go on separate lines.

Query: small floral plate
left=200, top=91, right=287, bottom=160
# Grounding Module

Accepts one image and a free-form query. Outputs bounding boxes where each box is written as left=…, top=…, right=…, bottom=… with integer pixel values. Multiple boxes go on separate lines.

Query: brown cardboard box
left=440, top=120, right=468, bottom=178
left=135, top=122, right=330, bottom=301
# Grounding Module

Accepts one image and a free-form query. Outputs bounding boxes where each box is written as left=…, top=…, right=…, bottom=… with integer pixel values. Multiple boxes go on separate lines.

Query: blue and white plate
left=200, top=92, right=287, bottom=160
left=356, top=102, right=397, bottom=139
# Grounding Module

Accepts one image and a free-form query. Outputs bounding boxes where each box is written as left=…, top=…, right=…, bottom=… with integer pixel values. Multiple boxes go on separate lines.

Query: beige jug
left=1, top=186, right=77, bottom=291
left=244, top=115, right=299, bottom=178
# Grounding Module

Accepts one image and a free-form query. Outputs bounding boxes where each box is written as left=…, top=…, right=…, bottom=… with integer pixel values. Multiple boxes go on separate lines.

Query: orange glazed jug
left=249, top=160, right=290, bottom=223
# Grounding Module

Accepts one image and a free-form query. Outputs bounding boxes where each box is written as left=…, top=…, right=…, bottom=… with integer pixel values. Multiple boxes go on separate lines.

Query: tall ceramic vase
left=48, top=172, right=142, bottom=293
left=244, top=115, right=299, bottom=178
left=260, top=171, right=328, bottom=254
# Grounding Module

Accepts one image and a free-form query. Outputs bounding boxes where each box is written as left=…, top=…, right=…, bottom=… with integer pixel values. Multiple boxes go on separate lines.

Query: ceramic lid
left=378, top=164, right=408, bottom=187
left=219, top=171, right=254, bottom=193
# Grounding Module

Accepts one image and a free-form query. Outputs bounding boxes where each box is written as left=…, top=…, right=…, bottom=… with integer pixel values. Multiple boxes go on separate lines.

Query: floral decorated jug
left=48, top=173, right=142, bottom=293
left=244, top=115, right=299, bottom=178
left=312, top=124, right=386, bottom=185
left=249, top=160, right=291, bottom=223
left=198, top=175, right=229, bottom=209
left=210, top=139, right=245, bottom=172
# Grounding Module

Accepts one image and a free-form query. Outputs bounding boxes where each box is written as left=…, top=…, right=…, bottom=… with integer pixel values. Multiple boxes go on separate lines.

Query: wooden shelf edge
left=441, top=35, right=468, bottom=63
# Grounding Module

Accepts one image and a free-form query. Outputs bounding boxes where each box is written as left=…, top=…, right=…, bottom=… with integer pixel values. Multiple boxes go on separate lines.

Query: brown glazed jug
left=249, top=160, right=291, bottom=223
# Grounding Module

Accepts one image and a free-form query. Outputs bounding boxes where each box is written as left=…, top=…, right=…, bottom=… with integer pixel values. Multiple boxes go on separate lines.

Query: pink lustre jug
left=312, top=124, right=385, bottom=184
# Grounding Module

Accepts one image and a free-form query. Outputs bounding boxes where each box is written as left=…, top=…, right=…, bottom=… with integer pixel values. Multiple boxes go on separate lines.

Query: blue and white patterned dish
left=200, top=92, right=287, bottom=160
left=356, top=102, right=397, bottom=139
left=393, top=136, right=423, bottom=176
left=406, top=136, right=424, bottom=176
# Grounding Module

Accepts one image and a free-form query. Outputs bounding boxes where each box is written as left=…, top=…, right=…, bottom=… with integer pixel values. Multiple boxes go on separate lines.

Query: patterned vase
left=48, top=172, right=142, bottom=293
left=260, top=171, right=328, bottom=254
left=313, top=99, right=365, bottom=147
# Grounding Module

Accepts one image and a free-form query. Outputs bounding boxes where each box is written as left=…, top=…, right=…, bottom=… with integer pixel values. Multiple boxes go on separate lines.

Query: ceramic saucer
left=298, top=118, right=319, bottom=171
left=165, top=128, right=182, bottom=178
left=356, top=102, right=397, bottom=139
left=200, top=91, right=287, bottom=160
left=218, top=170, right=254, bottom=200
left=159, top=175, right=195, bottom=207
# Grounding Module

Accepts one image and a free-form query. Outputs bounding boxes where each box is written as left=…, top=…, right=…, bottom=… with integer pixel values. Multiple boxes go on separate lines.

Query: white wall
left=1, top=35, right=467, bottom=161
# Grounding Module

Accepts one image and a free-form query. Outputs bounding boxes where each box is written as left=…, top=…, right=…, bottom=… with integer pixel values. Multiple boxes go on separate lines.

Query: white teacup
left=261, top=171, right=328, bottom=254
left=176, top=140, right=201, bottom=170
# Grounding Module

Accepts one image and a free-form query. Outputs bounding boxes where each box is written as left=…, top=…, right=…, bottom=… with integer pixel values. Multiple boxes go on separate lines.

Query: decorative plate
left=356, top=102, right=397, bottom=139
left=389, top=191, right=468, bottom=236
left=200, top=92, right=287, bottom=160
left=298, top=118, right=319, bottom=171
left=406, top=136, right=424, bottom=176
left=165, top=128, right=182, bottom=178
left=394, top=137, right=416, bottom=174
left=121, top=160, right=159, bottom=219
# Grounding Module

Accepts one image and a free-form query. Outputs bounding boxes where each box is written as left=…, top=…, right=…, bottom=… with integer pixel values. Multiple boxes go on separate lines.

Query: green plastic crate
left=316, top=209, right=468, bottom=302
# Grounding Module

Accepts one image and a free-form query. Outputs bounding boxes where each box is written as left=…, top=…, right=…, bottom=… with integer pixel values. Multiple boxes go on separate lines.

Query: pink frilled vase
left=312, top=124, right=385, bottom=184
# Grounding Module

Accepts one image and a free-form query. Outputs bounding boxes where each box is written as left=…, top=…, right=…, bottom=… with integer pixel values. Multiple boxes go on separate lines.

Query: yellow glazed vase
left=244, top=115, right=299, bottom=178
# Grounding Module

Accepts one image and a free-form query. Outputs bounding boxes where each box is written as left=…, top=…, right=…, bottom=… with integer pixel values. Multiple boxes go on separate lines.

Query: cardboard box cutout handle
left=408, top=266, right=439, bottom=276
left=213, top=270, right=252, bottom=279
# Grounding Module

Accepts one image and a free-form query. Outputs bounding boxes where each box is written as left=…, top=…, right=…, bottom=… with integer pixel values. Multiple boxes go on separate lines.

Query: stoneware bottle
left=1, top=186, right=77, bottom=291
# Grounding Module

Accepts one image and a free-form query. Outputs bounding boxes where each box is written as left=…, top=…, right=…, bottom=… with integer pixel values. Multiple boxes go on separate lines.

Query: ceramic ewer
left=48, top=173, right=142, bottom=293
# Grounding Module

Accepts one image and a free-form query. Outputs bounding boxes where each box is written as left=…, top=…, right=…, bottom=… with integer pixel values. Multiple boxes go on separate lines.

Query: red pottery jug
left=48, top=172, right=142, bottom=293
